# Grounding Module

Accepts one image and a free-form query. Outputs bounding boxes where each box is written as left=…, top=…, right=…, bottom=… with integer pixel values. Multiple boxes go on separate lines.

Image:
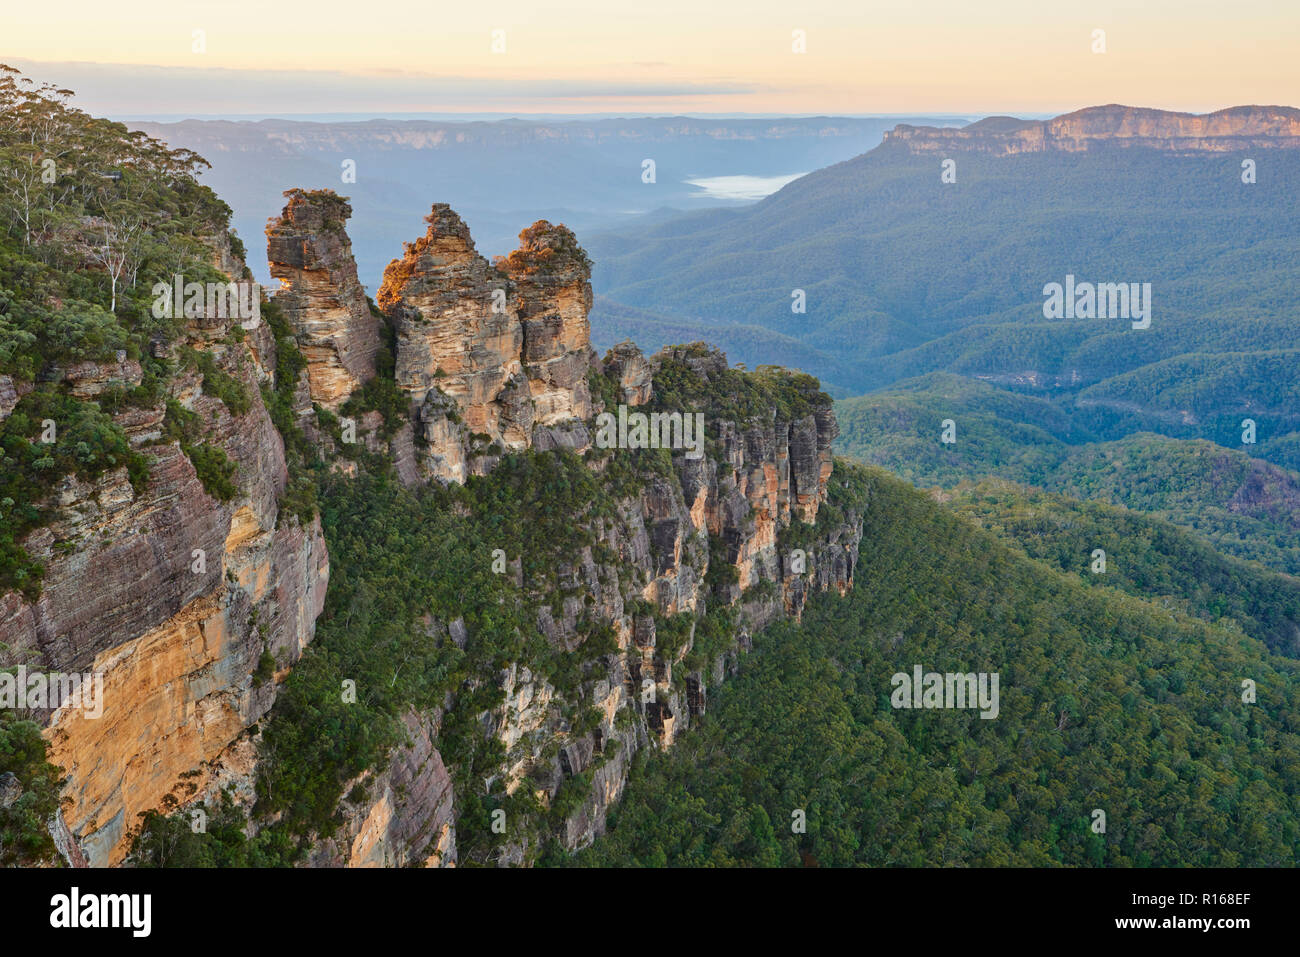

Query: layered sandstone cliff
left=292, top=302, right=858, bottom=863
left=885, top=105, right=1300, bottom=155
left=0, top=242, right=328, bottom=867
left=498, top=221, right=595, bottom=446
left=320, top=309, right=854, bottom=860
left=474, top=341, right=858, bottom=855
left=266, top=202, right=861, bottom=863
left=2, top=193, right=862, bottom=869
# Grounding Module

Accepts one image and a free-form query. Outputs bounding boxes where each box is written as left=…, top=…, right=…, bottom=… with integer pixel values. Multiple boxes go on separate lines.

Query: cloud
left=1, top=57, right=761, bottom=115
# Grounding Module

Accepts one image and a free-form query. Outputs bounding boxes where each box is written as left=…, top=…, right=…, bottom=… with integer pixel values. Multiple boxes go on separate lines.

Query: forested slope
left=836, top=376, right=1300, bottom=577
left=571, top=468, right=1300, bottom=867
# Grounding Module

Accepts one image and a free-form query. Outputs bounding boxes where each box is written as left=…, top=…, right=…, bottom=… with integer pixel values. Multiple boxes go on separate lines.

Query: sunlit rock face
left=498, top=221, right=595, bottom=443
left=0, top=241, right=329, bottom=867
left=885, top=105, right=1300, bottom=155
left=645, top=344, right=840, bottom=599
left=377, top=206, right=593, bottom=483
left=266, top=189, right=383, bottom=410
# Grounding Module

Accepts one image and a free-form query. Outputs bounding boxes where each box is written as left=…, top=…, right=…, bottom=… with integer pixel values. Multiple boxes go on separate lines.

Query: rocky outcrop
left=647, top=344, right=844, bottom=604
left=458, top=341, right=858, bottom=857
left=308, top=710, right=457, bottom=868
left=57, top=355, right=143, bottom=400
left=498, top=222, right=595, bottom=439
left=267, top=189, right=383, bottom=409
left=0, top=240, right=329, bottom=867
left=2, top=191, right=862, bottom=869
left=885, top=105, right=1300, bottom=155
left=289, top=329, right=858, bottom=864
left=601, top=340, right=653, bottom=406
left=377, top=206, right=593, bottom=483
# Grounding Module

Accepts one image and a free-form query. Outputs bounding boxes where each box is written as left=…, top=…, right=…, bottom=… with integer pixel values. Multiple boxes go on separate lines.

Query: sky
left=3, top=0, right=1297, bottom=117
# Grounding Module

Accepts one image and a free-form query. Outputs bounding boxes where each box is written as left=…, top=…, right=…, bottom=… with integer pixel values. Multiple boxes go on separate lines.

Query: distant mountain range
left=132, top=114, right=971, bottom=286
left=884, top=104, right=1300, bottom=154
left=586, top=104, right=1300, bottom=601
left=587, top=104, right=1300, bottom=404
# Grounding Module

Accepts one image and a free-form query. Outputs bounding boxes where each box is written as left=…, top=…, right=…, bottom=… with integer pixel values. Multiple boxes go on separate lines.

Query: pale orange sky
left=4, top=0, right=1297, bottom=115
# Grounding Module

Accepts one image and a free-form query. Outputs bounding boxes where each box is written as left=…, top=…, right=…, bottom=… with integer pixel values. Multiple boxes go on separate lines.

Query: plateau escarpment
left=292, top=329, right=863, bottom=863
left=0, top=113, right=864, bottom=866
left=884, top=104, right=1300, bottom=155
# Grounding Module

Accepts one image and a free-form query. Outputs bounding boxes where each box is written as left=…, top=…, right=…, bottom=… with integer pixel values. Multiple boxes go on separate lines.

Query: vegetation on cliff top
left=0, top=65, right=249, bottom=595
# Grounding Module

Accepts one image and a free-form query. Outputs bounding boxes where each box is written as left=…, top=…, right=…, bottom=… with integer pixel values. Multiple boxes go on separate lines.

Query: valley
left=0, top=66, right=1297, bottom=874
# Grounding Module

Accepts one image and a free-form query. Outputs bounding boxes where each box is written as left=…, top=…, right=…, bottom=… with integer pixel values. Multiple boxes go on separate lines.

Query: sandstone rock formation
left=2, top=195, right=863, bottom=869
left=465, top=341, right=856, bottom=854
left=498, top=221, right=595, bottom=450
left=377, top=208, right=595, bottom=483
left=601, top=340, right=653, bottom=406
left=267, top=189, right=383, bottom=409
left=310, top=334, right=859, bottom=861
left=885, top=105, right=1300, bottom=155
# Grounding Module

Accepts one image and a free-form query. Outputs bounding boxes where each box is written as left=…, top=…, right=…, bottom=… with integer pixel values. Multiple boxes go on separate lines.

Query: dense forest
left=943, top=482, right=1300, bottom=655
left=836, top=374, right=1300, bottom=577
left=570, top=468, right=1300, bottom=866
